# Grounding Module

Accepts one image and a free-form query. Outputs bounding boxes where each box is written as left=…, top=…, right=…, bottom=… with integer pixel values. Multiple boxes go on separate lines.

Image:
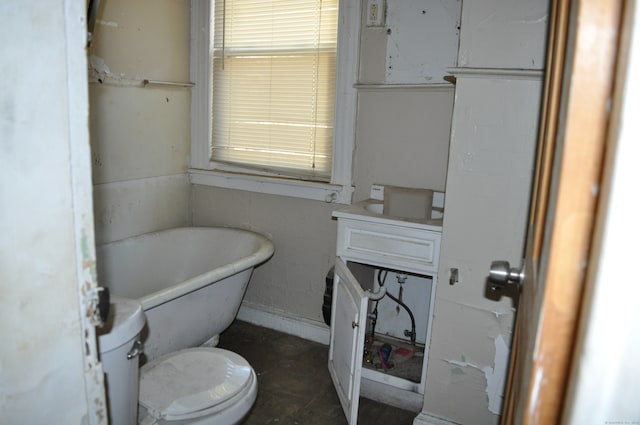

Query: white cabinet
left=384, top=0, right=461, bottom=84
left=328, top=259, right=370, bottom=425
left=328, top=200, right=442, bottom=424
left=336, top=219, right=441, bottom=275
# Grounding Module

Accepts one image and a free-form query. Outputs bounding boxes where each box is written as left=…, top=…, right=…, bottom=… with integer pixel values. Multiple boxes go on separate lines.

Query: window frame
left=189, top=0, right=360, bottom=204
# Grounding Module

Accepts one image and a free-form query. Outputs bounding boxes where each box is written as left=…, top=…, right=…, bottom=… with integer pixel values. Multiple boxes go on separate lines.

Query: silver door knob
left=489, top=260, right=524, bottom=291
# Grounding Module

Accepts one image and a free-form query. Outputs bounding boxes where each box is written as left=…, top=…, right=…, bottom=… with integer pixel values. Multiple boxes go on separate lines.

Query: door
left=328, top=258, right=370, bottom=425
left=493, top=0, right=623, bottom=423
left=0, top=1, right=107, bottom=424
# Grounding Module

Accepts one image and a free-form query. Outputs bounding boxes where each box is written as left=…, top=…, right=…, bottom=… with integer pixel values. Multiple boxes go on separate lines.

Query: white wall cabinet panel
left=422, top=76, right=542, bottom=425
left=457, top=0, right=548, bottom=69
left=385, top=0, right=461, bottom=84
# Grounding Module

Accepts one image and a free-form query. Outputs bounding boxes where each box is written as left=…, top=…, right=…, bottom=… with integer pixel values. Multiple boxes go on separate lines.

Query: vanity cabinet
left=328, top=200, right=442, bottom=424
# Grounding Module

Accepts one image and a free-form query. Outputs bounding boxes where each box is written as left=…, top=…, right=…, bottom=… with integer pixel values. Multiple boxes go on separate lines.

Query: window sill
left=189, top=168, right=354, bottom=204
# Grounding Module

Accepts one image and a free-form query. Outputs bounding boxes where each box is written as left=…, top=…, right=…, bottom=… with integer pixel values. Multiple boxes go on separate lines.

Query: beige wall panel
left=353, top=89, right=454, bottom=201
left=191, top=186, right=339, bottom=322
left=89, top=85, right=190, bottom=184
left=90, top=0, right=189, bottom=81
left=88, top=0, right=191, bottom=245
left=93, top=174, right=190, bottom=245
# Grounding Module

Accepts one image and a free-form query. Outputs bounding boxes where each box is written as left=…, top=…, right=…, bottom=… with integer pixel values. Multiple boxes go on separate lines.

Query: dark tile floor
left=218, top=320, right=418, bottom=425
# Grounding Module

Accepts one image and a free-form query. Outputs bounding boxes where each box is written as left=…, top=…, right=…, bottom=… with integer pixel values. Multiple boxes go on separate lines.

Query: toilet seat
left=139, top=347, right=256, bottom=422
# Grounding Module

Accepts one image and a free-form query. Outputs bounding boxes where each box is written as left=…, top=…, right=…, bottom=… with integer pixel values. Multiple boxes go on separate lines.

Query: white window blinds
left=211, top=0, right=339, bottom=180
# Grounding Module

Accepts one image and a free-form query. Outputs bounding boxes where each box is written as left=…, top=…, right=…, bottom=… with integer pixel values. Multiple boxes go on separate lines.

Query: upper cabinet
left=456, top=0, right=548, bottom=69
left=385, top=0, right=461, bottom=84
left=359, top=0, right=461, bottom=84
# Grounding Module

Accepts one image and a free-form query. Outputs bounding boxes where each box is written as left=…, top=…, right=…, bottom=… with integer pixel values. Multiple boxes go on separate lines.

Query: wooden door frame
left=501, top=0, right=625, bottom=423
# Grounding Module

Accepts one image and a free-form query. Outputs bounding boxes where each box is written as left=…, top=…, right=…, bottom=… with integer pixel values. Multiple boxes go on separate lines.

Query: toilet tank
left=97, top=296, right=146, bottom=425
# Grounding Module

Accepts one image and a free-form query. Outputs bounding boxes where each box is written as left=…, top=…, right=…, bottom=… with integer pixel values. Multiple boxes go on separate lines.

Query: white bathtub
left=96, top=226, right=274, bottom=361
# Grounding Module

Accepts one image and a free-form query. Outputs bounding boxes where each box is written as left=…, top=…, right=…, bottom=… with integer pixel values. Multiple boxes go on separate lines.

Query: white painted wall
left=89, top=0, right=191, bottom=244
left=457, top=0, right=548, bottom=69
left=0, top=1, right=106, bottom=423
left=422, top=77, right=542, bottom=425
left=418, top=1, right=548, bottom=424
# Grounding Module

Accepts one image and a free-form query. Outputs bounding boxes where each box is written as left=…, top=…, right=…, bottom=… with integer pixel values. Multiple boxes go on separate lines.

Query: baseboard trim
left=413, top=412, right=460, bottom=425
left=236, top=301, right=331, bottom=345
left=360, top=377, right=423, bottom=411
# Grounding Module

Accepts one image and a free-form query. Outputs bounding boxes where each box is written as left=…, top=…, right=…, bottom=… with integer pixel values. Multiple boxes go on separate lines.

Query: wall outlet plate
left=366, top=0, right=385, bottom=27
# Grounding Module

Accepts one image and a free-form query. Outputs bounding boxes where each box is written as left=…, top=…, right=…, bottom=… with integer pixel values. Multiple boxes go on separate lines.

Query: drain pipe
left=384, top=290, right=416, bottom=346
left=377, top=270, right=417, bottom=346
left=367, top=285, right=387, bottom=301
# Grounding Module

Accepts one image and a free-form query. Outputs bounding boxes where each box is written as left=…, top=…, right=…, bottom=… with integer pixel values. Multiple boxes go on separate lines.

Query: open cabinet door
left=495, top=0, right=623, bottom=423
left=328, top=258, right=370, bottom=425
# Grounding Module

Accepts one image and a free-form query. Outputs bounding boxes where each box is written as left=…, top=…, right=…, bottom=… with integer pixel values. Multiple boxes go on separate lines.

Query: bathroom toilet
left=138, top=347, right=257, bottom=425
left=99, top=297, right=257, bottom=425
left=98, top=296, right=146, bottom=425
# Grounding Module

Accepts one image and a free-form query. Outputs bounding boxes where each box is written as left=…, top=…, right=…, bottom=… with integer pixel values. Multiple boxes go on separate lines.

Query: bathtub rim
left=97, top=226, right=274, bottom=310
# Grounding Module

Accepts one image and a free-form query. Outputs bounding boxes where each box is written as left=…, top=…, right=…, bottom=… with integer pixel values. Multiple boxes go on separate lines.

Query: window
left=212, top=0, right=337, bottom=180
left=190, top=0, right=359, bottom=204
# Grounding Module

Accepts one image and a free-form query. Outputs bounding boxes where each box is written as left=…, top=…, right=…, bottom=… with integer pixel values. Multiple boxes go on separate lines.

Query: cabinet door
left=328, top=258, right=369, bottom=425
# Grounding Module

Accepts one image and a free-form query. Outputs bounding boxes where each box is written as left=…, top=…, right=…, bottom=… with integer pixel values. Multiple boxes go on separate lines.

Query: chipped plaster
left=443, top=335, right=510, bottom=415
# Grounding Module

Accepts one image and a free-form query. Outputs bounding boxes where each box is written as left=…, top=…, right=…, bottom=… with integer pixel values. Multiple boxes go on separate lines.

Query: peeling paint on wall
left=483, top=334, right=509, bottom=414
left=88, top=55, right=140, bottom=87
left=443, top=334, right=510, bottom=414
left=89, top=54, right=113, bottom=77
left=444, top=354, right=481, bottom=370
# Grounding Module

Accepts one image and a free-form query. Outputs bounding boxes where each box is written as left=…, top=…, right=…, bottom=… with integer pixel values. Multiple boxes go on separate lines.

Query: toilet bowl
left=138, top=347, right=257, bottom=425
left=99, top=297, right=257, bottom=425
